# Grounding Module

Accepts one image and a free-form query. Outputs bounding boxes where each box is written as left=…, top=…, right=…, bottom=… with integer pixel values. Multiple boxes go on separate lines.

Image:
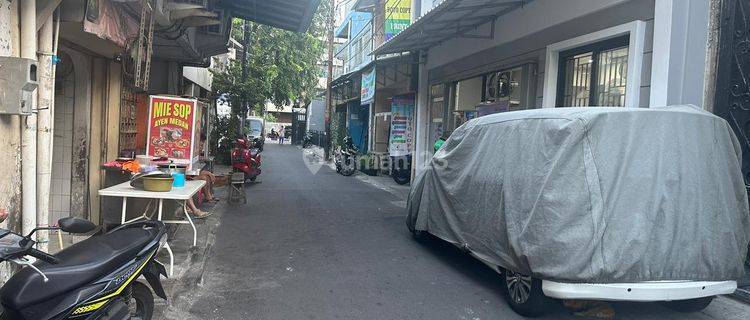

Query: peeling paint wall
left=0, top=1, right=12, bottom=55
left=65, top=49, right=92, bottom=220
left=0, top=0, right=23, bottom=283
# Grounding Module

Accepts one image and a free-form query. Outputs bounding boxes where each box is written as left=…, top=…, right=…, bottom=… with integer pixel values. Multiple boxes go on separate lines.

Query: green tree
left=212, top=0, right=330, bottom=122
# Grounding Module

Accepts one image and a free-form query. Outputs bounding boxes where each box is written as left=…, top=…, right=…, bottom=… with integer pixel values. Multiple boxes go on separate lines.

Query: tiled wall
left=51, top=72, right=75, bottom=223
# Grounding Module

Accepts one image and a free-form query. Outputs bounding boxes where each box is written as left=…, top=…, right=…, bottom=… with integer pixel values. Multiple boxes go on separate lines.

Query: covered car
left=406, top=106, right=750, bottom=314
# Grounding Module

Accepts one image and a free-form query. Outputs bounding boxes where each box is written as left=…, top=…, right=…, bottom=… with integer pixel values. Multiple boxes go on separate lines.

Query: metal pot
left=142, top=175, right=174, bottom=192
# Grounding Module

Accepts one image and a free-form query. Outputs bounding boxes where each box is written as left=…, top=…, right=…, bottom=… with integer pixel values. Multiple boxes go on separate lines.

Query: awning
left=331, top=53, right=413, bottom=86
left=372, top=0, right=531, bottom=55
left=223, top=0, right=322, bottom=32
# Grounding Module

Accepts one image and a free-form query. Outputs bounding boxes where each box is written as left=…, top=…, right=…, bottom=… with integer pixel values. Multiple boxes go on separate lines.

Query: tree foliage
left=212, top=0, right=331, bottom=119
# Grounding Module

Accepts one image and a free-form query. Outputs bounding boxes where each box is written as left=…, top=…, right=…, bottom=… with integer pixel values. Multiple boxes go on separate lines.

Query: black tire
left=129, top=281, right=154, bottom=320
left=340, top=157, right=356, bottom=176
left=499, top=268, right=551, bottom=317
left=393, top=171, right=410, bottom=185
left=249, top=176, right=258, bottom=182
left=661, top=297, right=714, bottom=313
left=411, top=229, right=430, bottom=242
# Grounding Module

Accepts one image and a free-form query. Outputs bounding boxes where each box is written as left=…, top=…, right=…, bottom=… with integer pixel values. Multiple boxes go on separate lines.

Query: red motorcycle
left=231, top=138, right=262, bottom=181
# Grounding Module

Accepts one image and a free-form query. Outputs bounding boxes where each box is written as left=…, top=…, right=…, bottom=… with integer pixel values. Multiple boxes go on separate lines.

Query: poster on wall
left=385, top=0, right=412, bottom=41
left=361, top=67, right=376, bottom=104
left=389, top=94, right=415, bottom=157
left=146, top=95, right=200, bottom=169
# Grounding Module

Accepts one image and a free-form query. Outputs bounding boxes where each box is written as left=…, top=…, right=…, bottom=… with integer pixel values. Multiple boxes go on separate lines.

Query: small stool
left=228, top=172, right=247, bottom=204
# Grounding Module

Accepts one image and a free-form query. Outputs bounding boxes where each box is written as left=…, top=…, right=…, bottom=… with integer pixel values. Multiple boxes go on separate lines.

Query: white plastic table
left=98, top=180, right=206, bottom=275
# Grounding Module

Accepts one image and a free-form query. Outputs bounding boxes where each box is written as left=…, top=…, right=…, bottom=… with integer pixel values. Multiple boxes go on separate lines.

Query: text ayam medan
left=152, top=100, right=192, bottom=129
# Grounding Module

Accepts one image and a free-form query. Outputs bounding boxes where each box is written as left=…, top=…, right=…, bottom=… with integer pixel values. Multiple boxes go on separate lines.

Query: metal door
left=713, top=0, right=750, bottom=289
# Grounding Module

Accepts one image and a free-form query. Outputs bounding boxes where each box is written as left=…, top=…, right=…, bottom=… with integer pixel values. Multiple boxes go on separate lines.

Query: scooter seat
left=0, top=227, right=159, bottom=310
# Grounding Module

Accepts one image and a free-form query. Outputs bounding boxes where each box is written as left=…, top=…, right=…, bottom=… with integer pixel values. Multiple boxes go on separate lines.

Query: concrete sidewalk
left=153, top=187, right=226, bottom=320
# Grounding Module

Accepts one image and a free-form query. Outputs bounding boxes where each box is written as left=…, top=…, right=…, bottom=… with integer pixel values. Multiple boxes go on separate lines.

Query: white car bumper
left=542, top=280, right=737, bottom=302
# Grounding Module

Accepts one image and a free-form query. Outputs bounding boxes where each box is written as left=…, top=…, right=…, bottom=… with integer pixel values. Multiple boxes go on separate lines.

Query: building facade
left=373, top=0, right=747, bottom=293
left=330, top=0, right=417, bottom=160
left=374, top=0, right=713, bottom=173
left=0, top=0, right=230, bottom=281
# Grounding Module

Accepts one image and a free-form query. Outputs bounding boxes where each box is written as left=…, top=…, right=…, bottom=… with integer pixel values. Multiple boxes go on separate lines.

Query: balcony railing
left=333, top=20, right=374, bottom=79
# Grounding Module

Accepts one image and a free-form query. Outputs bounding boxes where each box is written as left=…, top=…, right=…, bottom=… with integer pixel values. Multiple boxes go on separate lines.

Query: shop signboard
left=146, top=95, right=202, bottom=170
left=361, top=67, right=376, bottom=104
left=389, top=94, right=415, bottom=157
left=385, top=0, right=412, bottom=41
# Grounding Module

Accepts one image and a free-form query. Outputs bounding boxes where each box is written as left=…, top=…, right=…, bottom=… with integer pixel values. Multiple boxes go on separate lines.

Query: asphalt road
left=164, top=143, right=750, bottom=320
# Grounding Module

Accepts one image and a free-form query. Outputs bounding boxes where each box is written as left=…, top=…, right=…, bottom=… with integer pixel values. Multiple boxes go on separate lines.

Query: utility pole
left=240, top=20, right=250, bottom=137
left=324, top=0, right=336, bottom=160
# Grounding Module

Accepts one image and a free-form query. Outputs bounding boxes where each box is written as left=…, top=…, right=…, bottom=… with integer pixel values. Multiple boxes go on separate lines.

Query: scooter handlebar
left=27, top=248, right=61, bottom=264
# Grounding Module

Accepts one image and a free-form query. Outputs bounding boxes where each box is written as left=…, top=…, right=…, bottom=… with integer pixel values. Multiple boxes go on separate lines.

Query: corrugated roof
left=372, top=0, right=532, bottom=55
left=222, top=0, right=322, bottom=32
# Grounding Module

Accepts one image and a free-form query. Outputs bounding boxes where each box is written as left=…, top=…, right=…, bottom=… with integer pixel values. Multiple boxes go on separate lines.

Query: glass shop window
left=557, top=35, right=629, bottom=107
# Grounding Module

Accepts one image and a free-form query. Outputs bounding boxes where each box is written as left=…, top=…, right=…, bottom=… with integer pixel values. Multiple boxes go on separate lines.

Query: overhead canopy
left=372, top=0, right=531, bottom=55
left=222, top=0, right=322, bottom=32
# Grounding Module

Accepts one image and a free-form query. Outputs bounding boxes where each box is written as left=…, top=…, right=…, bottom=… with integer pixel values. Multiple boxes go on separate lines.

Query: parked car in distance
left=407, top=106, right=750, bottom=317
left=246, top=117, right=265, bottom=151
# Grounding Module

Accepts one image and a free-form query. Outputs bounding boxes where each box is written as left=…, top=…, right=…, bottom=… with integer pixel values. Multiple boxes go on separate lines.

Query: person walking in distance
left=278, top=126, right=285, bottom=144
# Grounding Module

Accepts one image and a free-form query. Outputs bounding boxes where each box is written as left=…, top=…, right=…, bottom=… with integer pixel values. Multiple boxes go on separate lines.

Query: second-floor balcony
left=333, top=12, right=374, bottom=79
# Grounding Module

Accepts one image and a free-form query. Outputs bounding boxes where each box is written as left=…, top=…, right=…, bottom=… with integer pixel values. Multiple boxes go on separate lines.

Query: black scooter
left=302, top=132, right=313, bottom=148
left=335, top=136, right=358, bottom=176
left=0, top=218, right=168, bottom=320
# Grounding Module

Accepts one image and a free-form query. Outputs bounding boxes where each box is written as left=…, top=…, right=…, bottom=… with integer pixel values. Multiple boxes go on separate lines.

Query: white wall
left=649, top=0, right=711, bottom=108
left=183, top=66, right=213, bottom=91
left=426, top=0, right=631, bottom=71
left=51, top=69, right=75, bottom=222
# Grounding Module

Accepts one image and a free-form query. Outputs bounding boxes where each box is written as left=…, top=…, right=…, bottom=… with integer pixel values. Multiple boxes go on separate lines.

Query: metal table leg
left=182, top=201, right=197, bottom=247
left=163, top=241, right=175, bottom=277
left=121, top=197, right=128, bottom=224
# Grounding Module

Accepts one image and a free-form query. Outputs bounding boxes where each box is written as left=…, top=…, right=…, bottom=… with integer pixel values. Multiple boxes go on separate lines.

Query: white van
left=407, top=106, right=750, bottom=317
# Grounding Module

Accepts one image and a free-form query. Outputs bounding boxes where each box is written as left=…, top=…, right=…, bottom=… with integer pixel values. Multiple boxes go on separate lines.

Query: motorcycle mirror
left=58, top=217, right=97, bottom=234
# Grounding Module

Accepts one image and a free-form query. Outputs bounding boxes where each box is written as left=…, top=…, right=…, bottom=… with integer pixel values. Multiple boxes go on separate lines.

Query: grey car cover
left=407, top=106, right=750, bottom=283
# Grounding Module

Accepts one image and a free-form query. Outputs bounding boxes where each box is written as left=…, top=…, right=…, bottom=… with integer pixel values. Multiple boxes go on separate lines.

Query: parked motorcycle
left=302, top=132, right=313, bottom=148
left=0, top=218, right=168, bottom=320
left=335, top=136, right=357, bottom=176
left=391, top=154, right=411, bottom=185
left=232, top=138, right=262, bottom=181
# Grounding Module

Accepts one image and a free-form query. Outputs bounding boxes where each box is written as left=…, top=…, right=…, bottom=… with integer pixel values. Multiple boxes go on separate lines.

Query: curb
left=732, top=288, right=750, bottom=304
left=155, top=190, right=225, bottom=320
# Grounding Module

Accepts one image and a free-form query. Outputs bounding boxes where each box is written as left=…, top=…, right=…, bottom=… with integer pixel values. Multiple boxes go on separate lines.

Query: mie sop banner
left=385, top=0, right=412, bottom=41
left=147, top=96, right=197, bottom=164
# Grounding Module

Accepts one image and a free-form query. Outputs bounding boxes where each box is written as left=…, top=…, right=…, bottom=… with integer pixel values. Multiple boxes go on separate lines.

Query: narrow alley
left=162, top=144, right=750, bottom=320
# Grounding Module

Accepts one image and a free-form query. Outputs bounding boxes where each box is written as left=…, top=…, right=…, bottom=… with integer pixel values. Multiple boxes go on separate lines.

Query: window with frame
left=556, top=35, right=629, bottom=107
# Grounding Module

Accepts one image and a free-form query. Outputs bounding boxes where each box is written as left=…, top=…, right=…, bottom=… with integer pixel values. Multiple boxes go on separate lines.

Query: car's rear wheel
left=661, top=296, right=714, bottom=313
left=411, top=229, right=429, bottom=242
left=500, top=269, right=551, bottom=317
